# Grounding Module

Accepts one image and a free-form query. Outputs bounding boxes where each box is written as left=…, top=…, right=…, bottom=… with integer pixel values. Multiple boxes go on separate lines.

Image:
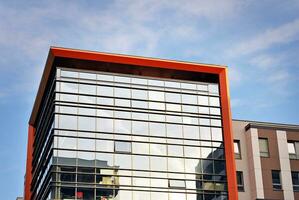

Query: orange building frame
left=25, top=47, right=238, bottom=200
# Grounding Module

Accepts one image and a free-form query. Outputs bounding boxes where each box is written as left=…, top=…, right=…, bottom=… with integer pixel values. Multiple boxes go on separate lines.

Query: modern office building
left=233, top=120, right=299, bottom=200
left=24, top=47, right=237, bottom=200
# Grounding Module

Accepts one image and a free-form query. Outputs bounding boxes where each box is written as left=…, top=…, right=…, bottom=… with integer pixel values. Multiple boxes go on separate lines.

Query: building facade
left=24, top=47, right=237, bottom=200
left=233, top=120, right=299, bottom=200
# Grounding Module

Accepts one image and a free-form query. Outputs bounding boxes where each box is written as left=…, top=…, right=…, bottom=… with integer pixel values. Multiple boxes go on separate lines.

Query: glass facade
left=35, top=67, right=228, bottom=200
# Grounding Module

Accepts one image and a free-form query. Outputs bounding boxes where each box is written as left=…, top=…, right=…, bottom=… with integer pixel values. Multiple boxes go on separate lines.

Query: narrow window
left=234, top=140, right=241, bottom=159
left=291, top=171, right=299, bottom=191
left=259, top=138, right=270, bottom=157
left=288, top=142, right=297, bottom=159
left=236, top=171, right=244, bottom=191
left=272, top=170, right=282, bottom=190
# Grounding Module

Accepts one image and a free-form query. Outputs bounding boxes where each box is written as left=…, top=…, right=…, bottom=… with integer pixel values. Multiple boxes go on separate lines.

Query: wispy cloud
left=229, top=18, right=299, bottom=56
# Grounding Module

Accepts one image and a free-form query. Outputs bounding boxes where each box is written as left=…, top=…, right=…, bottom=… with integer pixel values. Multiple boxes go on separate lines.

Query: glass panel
left=114, top=120, right=131, bottom=134
left=58, top=137, right=77, bottom=150
left=115, top=88, right=131, bottom=98
left=151, top=156, right=167, bottom=171
left=132, top=142, right=149, bottom=154
left=185, top=146, right=200, bottom=158
left=211, top=128, right=223, bottom=141
left=60, top=82, right=78, bottom=93
left=96, top=140, right=114, bottom=152
left=97, top=118, right=113, bottom=132
left=166, top=103, right=181, bottom=112
left=78, top=138, right=95, bottom=151
left=198, top=95, right=209, bottom=106
left=181, top=83, right=196, bottom=90
left=150, top=143, right=167, bottom=155
left=209, top=97, right=220, bottom=107
left=133, top=155, right=150, bottom=170
left=58, top=115, right=77, bottom=130
left=149, top=91, right=164, bottom=101
left=132, top=89, right=148, bottom=100
left=165, top=92, right=181, bottom=103
left=169, top=180, right=186, bottom=188
left=149, top=102, right=165, bottom=110
left=132, top=121, right=148, bottom=135
left=168, top=158, right=184, bottom=172
left=115, top=141, right=131, bottom=152
left=149, top=122, right=166, bottom=137
left=78, top=116, right=95, bottom=131
left=115, top=154, right=131, bottom=169
left=79, top=84, right=96, bottom=95
left=288, top=142, right=296, bottom=154
left=96, top=153, right=113, bottom=167
left=168, top=145, right=183, bottom=156
left=185, top=159, right=201, bottom=173
left=183, top=125, right=199, bottom=139
left=259, top=138, right=269, bottom=157
left=208, top=84, right=219, bottom=94
left=200, top=127, right=211, bottom=140
left=97, top=86, right=114, bottom=97
left=132, top=100, right=148, bottom=109
left=182, top=94, right=197, bottom=104
left=167, top=124, right=183, bottom=138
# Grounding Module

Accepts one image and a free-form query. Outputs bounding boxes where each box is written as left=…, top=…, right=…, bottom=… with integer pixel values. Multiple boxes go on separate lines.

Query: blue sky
left=0, top=0, right=299, bottom=198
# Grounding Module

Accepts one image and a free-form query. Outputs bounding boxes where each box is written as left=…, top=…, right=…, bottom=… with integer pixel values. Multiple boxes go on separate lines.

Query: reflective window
left=61, top=82, right=78, bottom=93
left=78, top=138, right=95, bottom=151
left=149, top=123, right=166, bottom=137
left=182, top=94, right=197, bottom=104
left=149, top=102, right=165, bottom=110
left=97, top=86, right=113, bottom=97
left=166, top=103, right=181, bottom=112
left=169, top=180, right=186, bottom=188
left=209, top=97, right=220, bottom=107
left=78, top=116, right=95, bottom=131
left=211, top=128, right=223, bottom=141
left=208, top=84, right=219, bottom=94
left=234, top=140, right=241, bottom=159
left=97, top=118, right=113, bottom=132
left=200, top=127, right=211, bottom=140
left=149, top=91, right=164, bottom=101
left=168, top=158, right=184, bottom=172
left=132, top=89, right=148, bottom=100
left=272, top=170, right=282, bottom=190
left=132, top=121, right=148, bottom=135
left=185, top=146, right=200, bottom=158
left=292, top=172, right=299, bottom=191
left=59, top=115, right=77, bottom=130
left=168, top=145, right=183, bottom=156
left=115, top=88, right=131, bottom=98
left=198, top=95, right=209, bottom=106
left=96, top=140, right=114, bottom=152
left=151, top=157, right=167, bottom=171
left=79, top=84, right=96, bottom=95
left=114, top=120, right=131, bottom=134
left=115, top=154, right=132, bottom=169
left=183, top=126, right=199, bottom=139
left=133, top=155, right=150, bottom=170
left=58, top=137, right=77, bottom=150
left=167, top=124, right=182, bottom=138
left=237, top=171, right=244, bottom=191
left=165, top=92, right=181, bottom=103
left=132, top=142, right=149, bottom=154
left=259, top=138, right=269, bottom=157
left=115, top=141, right=131, bottom=152
left=150, top=144, right=167, bottom=155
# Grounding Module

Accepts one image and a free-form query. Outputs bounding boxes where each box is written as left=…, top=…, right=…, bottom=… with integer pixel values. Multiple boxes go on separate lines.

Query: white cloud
left=250, top=54, right=284, bottom=70
left=229, top=18, right=299, bottom=56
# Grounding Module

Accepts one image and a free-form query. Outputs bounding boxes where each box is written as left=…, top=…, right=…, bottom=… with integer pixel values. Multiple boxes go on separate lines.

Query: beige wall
left=232, top=120, right=252, bottom=200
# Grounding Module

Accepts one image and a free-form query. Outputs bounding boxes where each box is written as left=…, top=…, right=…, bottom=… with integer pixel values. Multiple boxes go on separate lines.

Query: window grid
left=49, top=68, right=227, bottom=200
